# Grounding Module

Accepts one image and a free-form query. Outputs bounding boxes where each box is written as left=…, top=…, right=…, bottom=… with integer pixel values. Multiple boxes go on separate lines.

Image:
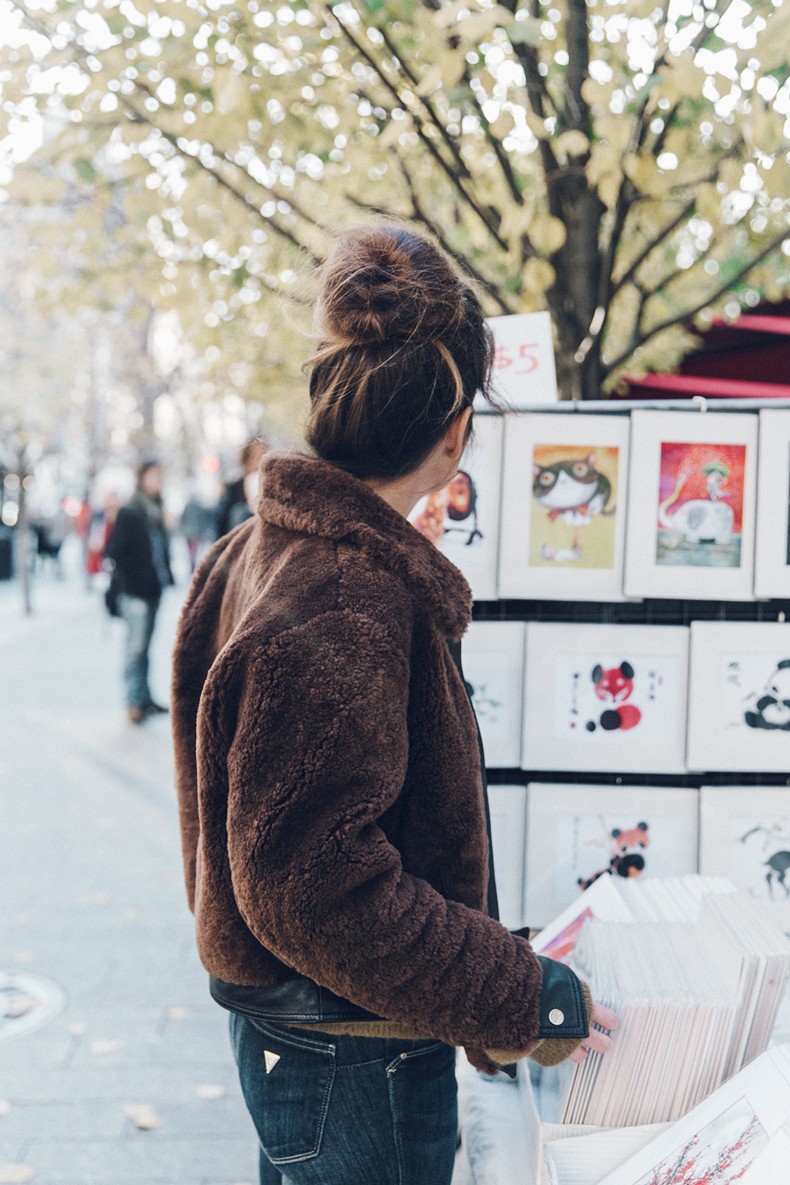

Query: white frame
left=523, top=782, right=700, bottom=930
left=488, top=784, right=528, bottom=930
left=754, top=409, right=790, bottom=598
left=498, top=412, right=632, bottom=601
left=688, top=621, right=790, bottom=772
left=700, top=785, right=790, bottom=932
left=623, top=410, right=758, bottom=601
left=522, top=622, right=690, bottom=773
left=463, top=620, right=525, bottom=768
left=409, top=413, right=503, bottom=600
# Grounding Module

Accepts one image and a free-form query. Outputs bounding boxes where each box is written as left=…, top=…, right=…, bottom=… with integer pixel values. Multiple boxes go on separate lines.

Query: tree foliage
left=2, top=0, right=790, bottom=401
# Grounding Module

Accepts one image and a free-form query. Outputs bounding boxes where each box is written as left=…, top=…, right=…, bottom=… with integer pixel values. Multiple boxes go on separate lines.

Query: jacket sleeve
left=212, top=608, right=550, bottom=1057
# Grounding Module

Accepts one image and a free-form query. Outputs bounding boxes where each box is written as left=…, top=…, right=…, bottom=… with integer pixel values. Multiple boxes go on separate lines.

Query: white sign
left=484, top=311, right=558, bottom=406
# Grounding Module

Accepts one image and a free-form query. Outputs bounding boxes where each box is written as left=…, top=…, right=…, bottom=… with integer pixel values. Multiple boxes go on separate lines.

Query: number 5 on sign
left=484, top=311, right=558, bottom=406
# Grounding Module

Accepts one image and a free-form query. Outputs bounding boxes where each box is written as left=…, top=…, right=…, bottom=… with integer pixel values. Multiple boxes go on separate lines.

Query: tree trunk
left=18, top=464, right=32, bottom=616
left=548, top=182, right=605, bottom=400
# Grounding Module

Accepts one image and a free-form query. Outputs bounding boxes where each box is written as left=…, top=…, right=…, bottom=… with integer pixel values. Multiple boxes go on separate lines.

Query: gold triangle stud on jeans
left=263, top=1050, right=281, bottom=1074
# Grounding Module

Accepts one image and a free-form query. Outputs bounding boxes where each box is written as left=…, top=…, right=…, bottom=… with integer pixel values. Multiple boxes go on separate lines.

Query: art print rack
left=450, top=398, right=790, bottom=932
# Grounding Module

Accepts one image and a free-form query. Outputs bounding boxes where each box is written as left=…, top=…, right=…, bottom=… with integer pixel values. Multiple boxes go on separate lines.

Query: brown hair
left=305, top=225, right=496, bottom=480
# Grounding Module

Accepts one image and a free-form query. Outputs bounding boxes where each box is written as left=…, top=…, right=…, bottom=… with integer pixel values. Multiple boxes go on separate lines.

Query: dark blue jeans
left=229, top=1013, right=458, bottom=1185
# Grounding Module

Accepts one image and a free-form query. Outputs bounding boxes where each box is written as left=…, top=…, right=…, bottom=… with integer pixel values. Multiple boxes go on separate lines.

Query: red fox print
left=578, top=822, right=650, bottom=890
left=588, top=662, right=642, bottom=732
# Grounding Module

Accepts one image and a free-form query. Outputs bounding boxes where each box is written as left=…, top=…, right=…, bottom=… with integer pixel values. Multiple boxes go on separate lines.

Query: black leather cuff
left=535, top=956, right=588, bottom=1040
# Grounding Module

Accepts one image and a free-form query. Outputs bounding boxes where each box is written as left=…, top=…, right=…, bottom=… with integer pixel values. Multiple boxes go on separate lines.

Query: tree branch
left=10, top=0, right=324, bottom=268
left=610, top=141, right=745, bottom=298
left=373, top=19, right=472, bottom=182
left=603, top=227, right=790, bottom=376
left=392, top=155, right=515, bottom=314
left=325, top=4, right=508, bottom=253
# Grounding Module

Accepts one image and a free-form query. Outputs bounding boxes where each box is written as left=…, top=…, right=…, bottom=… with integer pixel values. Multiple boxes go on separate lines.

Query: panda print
left=744, top=660, right=790, bottom=731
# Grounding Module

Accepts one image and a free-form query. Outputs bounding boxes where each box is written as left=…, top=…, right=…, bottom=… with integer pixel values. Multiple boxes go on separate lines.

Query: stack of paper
left=563, top=919, right=740, bottom=1126
left=529, top=876, right=790, bottom=1130
left=596, top=1043, right=790, bottom=1185
left=697, top=891, right=790, bottom=1078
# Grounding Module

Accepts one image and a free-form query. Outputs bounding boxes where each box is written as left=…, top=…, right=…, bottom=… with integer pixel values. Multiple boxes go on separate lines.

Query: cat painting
left=530, top=446, right=619, bottom=569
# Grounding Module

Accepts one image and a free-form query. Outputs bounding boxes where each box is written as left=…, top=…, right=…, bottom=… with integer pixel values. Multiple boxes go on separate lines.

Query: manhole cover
left=0, top=971, right=66, bottom=1040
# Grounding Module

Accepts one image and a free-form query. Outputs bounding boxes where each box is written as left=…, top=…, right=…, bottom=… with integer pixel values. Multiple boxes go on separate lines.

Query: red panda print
left=577, top=822, right=650, bottom=890
left=588, top=662, right=642, bottom=732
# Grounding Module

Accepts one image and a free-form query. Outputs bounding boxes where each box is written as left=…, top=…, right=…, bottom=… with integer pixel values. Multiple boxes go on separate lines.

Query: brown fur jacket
left=172, top=451, right=544, bottom=1061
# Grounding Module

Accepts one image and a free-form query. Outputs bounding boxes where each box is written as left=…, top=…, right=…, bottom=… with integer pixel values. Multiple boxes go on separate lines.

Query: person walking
left=172, top=225, right=618, bottom=1185
left=215, top=437, right=267, bottom=537
left=106, top=460, right=173, bottom=724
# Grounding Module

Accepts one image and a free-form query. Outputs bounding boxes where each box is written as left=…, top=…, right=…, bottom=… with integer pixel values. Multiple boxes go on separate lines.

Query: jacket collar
left=258, top=451, right=472, bottom=639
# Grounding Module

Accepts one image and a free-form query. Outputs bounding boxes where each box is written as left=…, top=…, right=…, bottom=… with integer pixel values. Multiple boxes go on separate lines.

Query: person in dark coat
left=106, top=460, right=173, bottom=724
left=171, top=226, right=618, bottom=1185
left=215, top=438, right=267, bottom=538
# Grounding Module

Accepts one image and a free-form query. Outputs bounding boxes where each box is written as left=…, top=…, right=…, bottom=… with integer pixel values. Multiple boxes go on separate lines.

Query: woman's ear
left=444, top=407, right=473, bottom=460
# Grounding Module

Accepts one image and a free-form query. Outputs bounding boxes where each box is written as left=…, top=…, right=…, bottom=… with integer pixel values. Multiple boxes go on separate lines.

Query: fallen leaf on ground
left=196, top=1083, right=226, bottom=1100
left=0, top=1166, right=35, bottom=1182
left=90, top=1038, right=122, bottom=1055
left=123, top=1104, right=162, bottom=1131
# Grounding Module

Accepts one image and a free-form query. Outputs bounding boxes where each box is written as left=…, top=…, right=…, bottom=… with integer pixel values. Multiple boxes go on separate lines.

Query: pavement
left=0, top=540, right=259, bottom=1185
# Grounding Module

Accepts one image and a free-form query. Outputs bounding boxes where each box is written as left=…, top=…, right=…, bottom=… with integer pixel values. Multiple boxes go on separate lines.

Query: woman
left=172, top=225, right=617, bottom=1185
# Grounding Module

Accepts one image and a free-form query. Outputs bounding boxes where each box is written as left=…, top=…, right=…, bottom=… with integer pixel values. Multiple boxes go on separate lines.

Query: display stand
left=455, top=400, right=790, bottom=1185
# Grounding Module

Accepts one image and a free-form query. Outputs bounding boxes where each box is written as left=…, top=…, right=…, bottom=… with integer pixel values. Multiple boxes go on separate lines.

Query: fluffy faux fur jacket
left=172, top=451, right=549, bottom=1065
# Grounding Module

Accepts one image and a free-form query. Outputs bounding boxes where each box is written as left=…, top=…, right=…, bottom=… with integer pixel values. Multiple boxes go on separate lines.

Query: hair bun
left=316, top=226, right=466, bottom=347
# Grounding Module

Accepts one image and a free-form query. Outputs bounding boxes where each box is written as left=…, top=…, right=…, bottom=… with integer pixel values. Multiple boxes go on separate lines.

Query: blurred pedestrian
left=86, top=492, right=120, bottom=578
left=179, top=493, right=215, bottom=574
left=105, top=460, right=173, bottom=725
left=215, top=438, right=267, bottom=537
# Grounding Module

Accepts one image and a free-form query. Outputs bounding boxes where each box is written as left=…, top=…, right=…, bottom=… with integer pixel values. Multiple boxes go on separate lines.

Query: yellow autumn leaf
left=593, top=114, right=632, bottom=154
left=553, top=129, right=590, bottom=159
left=657, top=56, right=706, bottom=105
left=416, top=64, right=441, bottom=98
left=499, top=200, right=536, bottom=246
left=523, top=256, right=556, bottom=294
left=524, top=111, right=549, bottom=140
left=623, top=153, right=655, bottom=193
left=695, top=183, right=721, bottom=226
left=597, top=172, right=622, bottom=209
left=530, top=213, right=567, bottom=255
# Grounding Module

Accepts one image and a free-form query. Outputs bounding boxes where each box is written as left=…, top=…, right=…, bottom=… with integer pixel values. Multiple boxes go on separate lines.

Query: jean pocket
left=232, top=1015, right=336, bottom=1165
left=385, top=1041, right=449, bottom=1072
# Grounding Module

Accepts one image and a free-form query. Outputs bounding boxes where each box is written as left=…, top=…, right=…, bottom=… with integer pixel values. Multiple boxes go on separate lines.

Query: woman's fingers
left=591, top=1003, right=620, bottom=1032
left=569, top=1002, right=620, bottom=1063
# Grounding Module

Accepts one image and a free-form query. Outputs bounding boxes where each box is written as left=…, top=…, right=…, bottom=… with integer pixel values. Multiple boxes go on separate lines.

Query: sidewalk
left=0, top=550, right=258, bottom=1185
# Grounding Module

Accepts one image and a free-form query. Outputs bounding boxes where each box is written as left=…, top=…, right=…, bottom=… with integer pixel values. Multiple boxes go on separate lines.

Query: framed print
left=485, top=311, right=558, bottom=407
left=498, top=412, right=632, bottom=601
left=688, top=621, right=790, bottom=772
left=488, top=784, right=528, bottom=930
left=523, top=783, right=699, bottom=930
left=754, top=409, right=790, bottom=598
left=522, top=622, right=689, bottom=773
left=623, top=410, right=758, bottom=601
left=410, top=413, right=503, bottom=600
left=463, top=620, right=525, bottom=768
left=700, top=786, right=790, bottom=932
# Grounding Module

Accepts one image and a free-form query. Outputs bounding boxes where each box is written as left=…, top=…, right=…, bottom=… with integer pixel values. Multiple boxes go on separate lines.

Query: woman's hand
left=569, top=1002, right=620, bottom=1063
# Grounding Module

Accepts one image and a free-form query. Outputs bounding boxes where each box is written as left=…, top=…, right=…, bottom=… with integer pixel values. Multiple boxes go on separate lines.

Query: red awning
left=620, top=303, right=790, bottom=398
left=620, top=373, right=790, bottom=400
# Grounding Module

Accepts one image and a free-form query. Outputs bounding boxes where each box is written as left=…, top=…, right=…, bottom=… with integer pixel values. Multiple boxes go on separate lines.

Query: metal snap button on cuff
left=548, top=1008, right=565, bottom=1026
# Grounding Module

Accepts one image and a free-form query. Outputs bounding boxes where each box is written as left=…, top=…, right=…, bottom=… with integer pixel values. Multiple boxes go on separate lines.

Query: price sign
left=483, top=311, right=558, bottom=407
